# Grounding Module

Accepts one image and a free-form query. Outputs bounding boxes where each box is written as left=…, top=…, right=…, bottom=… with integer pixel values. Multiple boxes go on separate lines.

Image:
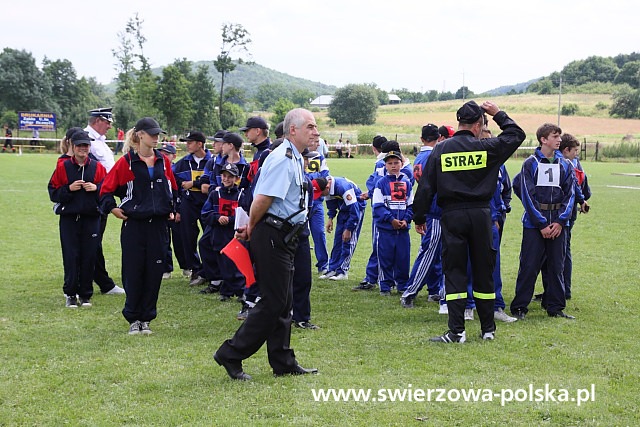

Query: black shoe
left=273, top=364, right=318, bottom=377
left=400, top=296, right=415, bottom=308
left=533, top=293, right=543, bottom=302
left=294, top=321, right=319, bottom=330
left=352, top=281, right=375, bottom=291
left=199, top=284, right=220, bottom=294
left=219, top=294, right=232, bottom=302
left=548, top=311, right=575, bottom=319
left=429, top=330, right=466, bottom=343
left=237, top=303, right=250, bottom=321
left=512, top=309, right=526, bottom=321
left=213, top=352, right=252, bottom=381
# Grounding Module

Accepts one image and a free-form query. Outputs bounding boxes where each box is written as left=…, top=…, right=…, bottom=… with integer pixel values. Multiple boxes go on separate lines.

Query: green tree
left=214, top=23, right=252, bottom=123
left=328, top=84, right=378, bottom=125
left=220, top=101, right=245, bottom=130
left=455, top=86, right=474, bottom=99
left=190, top=65, right=220, bottom=133
left=438, top=91, right=455, bottom=101
left=609, top=84, right=640, bottom=118
left=614, top=61, right=640, bottom=89
left=42, top=58, right=79, bottom=128
left=156, top=64, right=193, bottom=133
left=65, top=77, right=105, bottom=129
left=256, top=83, right=289, bottom=110
left=562, top=56, right=619, bottom=85
left=224, top=87, right=248, bottom=107
left=112, top=16, right=138, bottom=129
left=291, top=88, right=314, bottom=108
left=0, top=48, right=55, bottom=112
left=271, top=98, right=296, bottom=125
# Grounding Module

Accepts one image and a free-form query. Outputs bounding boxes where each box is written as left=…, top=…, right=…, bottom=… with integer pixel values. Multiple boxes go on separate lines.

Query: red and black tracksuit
left=100, top=151, right=178, bottom=324
left=48, top=157, right=107, bottom=300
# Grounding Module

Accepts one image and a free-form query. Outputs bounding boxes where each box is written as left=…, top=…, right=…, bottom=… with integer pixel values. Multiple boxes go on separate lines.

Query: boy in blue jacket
left=510, top=123, right=575, bottom=320
left=372, top=150, right=414, bottom=295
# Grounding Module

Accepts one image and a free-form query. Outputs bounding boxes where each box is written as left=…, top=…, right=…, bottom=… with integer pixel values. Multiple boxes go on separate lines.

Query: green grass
left=1, top=153, right=639, bottom=426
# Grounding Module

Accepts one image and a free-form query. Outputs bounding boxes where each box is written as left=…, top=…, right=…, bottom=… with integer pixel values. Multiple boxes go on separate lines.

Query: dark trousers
left=165, top=220, right=187, bottom=272
left=215, top=226, right=244, bottom=296
left=216, top=220, right=298, bottom=373
left=441, top=207, right=496, bottom=334
left=121, top=218, right=169, bottom=323
left=292, top=233, right=312, bottom=322
left=59, top=215, right=100, bottom=299
left=179, top=200, right=204, bottom=271
left=93, top=214, right=116, bottom=293
left=511, top=227, right=566, bottom=315
left=198, top=225, right=221, bottom=281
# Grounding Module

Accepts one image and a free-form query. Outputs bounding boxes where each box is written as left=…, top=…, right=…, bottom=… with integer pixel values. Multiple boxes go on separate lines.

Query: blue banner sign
left=18, top=112, right=57, bottom=131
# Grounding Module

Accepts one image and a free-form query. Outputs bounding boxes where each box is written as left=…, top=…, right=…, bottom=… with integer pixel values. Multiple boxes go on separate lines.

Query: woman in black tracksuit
left=100, top=118, right=178, bottom=335
left=49, top=130, right=107, bottom=308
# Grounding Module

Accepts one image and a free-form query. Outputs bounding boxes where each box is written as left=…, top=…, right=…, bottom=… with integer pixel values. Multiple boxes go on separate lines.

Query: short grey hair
left=283, top=108, right=310, bottom=137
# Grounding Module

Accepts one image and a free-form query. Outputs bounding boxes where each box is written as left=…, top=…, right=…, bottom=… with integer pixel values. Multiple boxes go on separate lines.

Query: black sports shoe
left=512, top=309, right=526, bottom=321
left=352, top=281, right=375, bottom=291
left=237, top=303, right=250, bottom=321
left=219, top=295, right=232, bottom=302
left=65, top=295, right=78, bottom=308
left=294, top=321, right=319, bottom=330
left=400, top=296, right=415, bottom=308
left=79, top=297, right=92, bottom=307
left=430, top=330, right=466, bottom=343
left=199, top=283, right=220, bottom=294
left=548, top=311, right=575, bottom=319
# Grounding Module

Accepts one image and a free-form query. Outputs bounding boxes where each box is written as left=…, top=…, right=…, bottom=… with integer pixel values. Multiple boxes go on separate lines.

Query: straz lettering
left=441, top=151, right=487, bottom=172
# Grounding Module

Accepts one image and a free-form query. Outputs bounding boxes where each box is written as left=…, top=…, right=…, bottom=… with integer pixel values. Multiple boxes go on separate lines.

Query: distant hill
left=103, top=61, right=333, bottom=98
left=482, top=78, right=541, bottom=96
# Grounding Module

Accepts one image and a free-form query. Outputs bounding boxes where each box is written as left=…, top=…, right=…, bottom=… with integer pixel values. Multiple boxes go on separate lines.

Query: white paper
left=234, top=206, right=249, bottom=230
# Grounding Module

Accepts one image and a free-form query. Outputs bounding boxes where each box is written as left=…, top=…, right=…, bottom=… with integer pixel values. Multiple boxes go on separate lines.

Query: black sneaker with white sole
left=430, top=330, right=466, bottom=343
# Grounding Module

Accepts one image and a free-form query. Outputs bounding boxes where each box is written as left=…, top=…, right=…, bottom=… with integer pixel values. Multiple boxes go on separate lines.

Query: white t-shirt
left=85, top=125, right=115, bottom=172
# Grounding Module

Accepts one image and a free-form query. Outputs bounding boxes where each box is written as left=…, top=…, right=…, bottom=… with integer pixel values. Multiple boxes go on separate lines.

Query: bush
left=561, top=103, right=579, bottom=116
left=601, top=141, right=640, bottom=158
left=595, top=102, right=609, bottom=110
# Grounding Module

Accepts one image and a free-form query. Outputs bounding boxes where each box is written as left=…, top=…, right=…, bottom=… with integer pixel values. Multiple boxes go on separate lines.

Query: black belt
left=263, top=213, right=296, bottom=233
left=539, top=203, right=561, bottom=211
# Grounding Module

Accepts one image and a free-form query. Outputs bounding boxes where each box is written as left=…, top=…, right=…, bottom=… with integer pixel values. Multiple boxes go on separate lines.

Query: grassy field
left=316, top=94, right=640, bottom=148
left=1, top=153, right=639, bottom=426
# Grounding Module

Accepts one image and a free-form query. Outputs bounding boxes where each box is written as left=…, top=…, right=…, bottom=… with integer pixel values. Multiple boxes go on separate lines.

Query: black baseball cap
left=222, top=132, right=244, bottom=149
left=221, top=162, right=240, bottom=177
left=65, top=127, right=84, bottom=140
left=209, top=130, right=228, bottom=142
left=380, top=140, right=400, bottom=153
left=421, top=124, right=440, bottom=141
left=70, top=130, right=94, bottom=145
left=159, top=143, right=177, bottom=155
left=383, top=150, right=402, bottom=161
left=239, top=116, right=268, bottom=131
left=456, top=100, right=484, bottom=124
left=180, top=131, right=206, bottom=143
left=134, top=117, right=166, bottom=135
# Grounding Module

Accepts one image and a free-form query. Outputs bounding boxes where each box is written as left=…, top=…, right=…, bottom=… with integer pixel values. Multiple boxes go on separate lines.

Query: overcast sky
left=5, top=0, right=639, bottom=94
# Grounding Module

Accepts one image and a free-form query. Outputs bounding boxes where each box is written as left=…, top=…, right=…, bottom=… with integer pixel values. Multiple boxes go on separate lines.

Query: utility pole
left=462, top=71, right=466, bottom=100
left=557, top=74, right=562, bottom=126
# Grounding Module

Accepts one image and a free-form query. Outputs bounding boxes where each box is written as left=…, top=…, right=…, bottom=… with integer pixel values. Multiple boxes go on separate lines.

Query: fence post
left=594, top=141, right=599, bottom=162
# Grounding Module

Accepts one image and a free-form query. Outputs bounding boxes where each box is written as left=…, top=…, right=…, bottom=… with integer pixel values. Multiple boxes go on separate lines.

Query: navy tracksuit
left=510, top=148, right=575, bottom=315
left=49, top=157, right=107, bottom=300
left=402, top=146, right=443, bottom=299
left=326, top=177, right=366, bottom=275
left=172, top=150, right=212, bottom=275
left=363, top=156, right=414, bottom=284
left=100, top=151, right=178, bottom=323
left=201, top=184, right=245, bottom=297
left=372, top=172, right=414, bottom=292
left=304, top=154, right=330, bottom=272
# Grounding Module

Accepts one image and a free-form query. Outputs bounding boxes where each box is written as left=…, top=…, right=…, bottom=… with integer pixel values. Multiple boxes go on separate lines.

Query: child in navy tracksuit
left=316, top=176, right=366, bottom=281
left=49, top=130, right=107, bottom=308
left=510, top=123, right=575, bottom=320
left=372, top=150, right=414, bottom=295
left=201, top=163, right=245, bottom=301
left=100, top=118, right=178, bottom=334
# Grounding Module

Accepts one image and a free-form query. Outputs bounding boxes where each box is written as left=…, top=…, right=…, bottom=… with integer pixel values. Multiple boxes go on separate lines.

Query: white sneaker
left=464, top=308, right=474, bottom=321
left=319, top=271, right=337, bottom=279
left=162, top=272, right=172, bottom=280
left=481, top=331, right=495, bottom=340
left=438, top=303, right=448, bottom=315
left=494, top=308, right=517, bottom=322
left=105, top=285, right=125, bottom=295
left=329, top=273, right=348, bottom=281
